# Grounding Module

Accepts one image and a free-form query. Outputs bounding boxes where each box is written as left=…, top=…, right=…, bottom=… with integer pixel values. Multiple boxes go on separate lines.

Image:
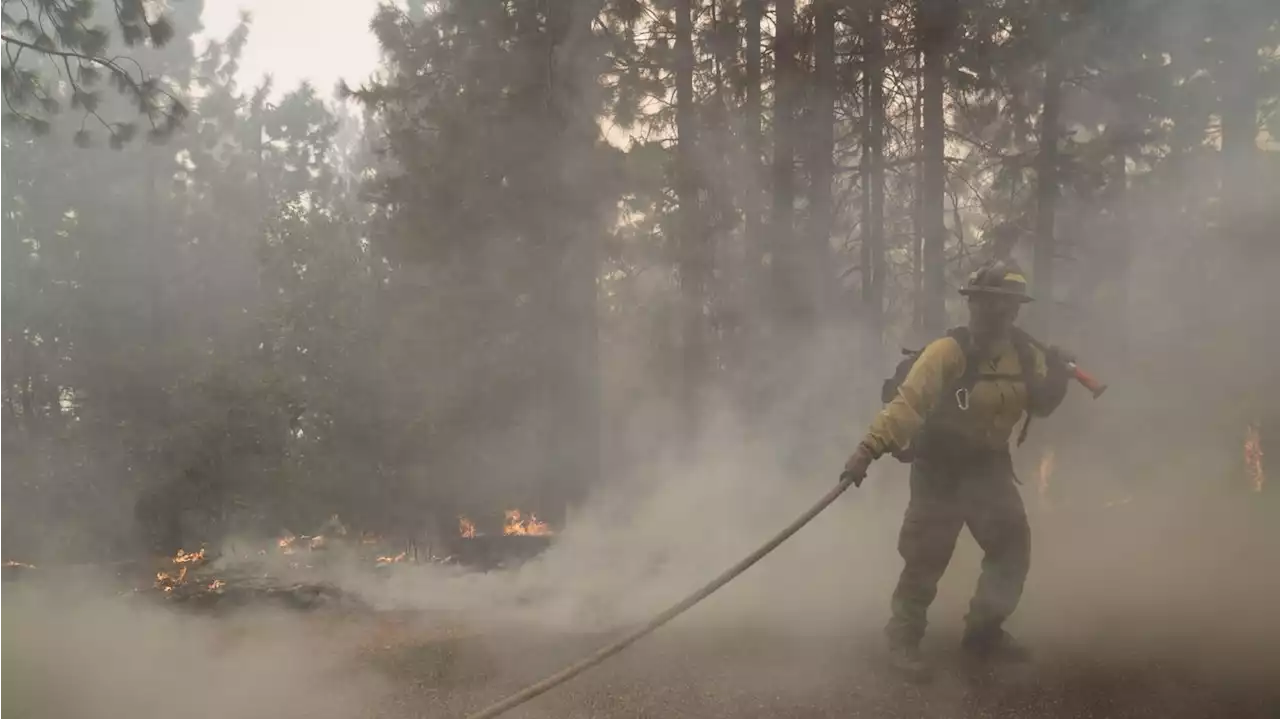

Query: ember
left=1245, top=423, right=1265, bottom=493
left=376, top=551, right=408, bottom=566
left=155, top=566, right=188, bottom=592
left=173, top=548, right=205, bottom=564
left=459, top=515, right=477, bottom=538
left=503, top=509, right=552, bottom=536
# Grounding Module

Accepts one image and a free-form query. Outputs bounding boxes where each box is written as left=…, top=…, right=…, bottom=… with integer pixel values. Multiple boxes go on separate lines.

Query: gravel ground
left=365, top=620, right=1280, bottom=719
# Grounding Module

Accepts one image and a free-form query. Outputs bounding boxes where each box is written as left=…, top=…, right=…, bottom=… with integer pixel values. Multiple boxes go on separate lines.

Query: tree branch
left=1, top=32, right=183, bottom=129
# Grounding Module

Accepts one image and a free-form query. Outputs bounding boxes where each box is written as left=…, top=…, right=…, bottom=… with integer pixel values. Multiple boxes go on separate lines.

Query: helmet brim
left=959, top=286, right=1034, bottom=303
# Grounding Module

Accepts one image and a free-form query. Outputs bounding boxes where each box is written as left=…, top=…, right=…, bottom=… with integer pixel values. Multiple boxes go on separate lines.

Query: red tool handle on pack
left=1067, top=362, right=1107, bottom=399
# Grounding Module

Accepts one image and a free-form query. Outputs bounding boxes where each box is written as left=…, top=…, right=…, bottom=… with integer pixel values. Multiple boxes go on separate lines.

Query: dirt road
left=367, top=621, right=1280, bottom=719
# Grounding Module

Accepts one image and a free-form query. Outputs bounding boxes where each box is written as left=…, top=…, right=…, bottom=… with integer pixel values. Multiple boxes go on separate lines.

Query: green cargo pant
left=884, top=453, right=1030, bottom=647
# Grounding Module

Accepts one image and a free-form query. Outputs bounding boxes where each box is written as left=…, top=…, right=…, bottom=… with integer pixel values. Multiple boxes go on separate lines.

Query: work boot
left=960, top=628, right=1032, bottom=664
left=886, top=642, right=932, bottom=681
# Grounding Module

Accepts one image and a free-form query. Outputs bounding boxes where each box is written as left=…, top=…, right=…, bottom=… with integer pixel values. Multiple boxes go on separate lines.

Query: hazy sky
left=199, top=0, right=384, bottom=97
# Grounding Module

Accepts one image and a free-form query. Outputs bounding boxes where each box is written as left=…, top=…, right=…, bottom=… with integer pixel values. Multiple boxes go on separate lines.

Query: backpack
left=880, top=326, right=1042, bottom=461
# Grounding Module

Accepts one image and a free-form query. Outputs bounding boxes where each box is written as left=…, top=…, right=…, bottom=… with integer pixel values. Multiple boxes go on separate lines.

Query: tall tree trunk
left=543, top=0, right=605, bottom=523
left=919, top=0, right=951, bottom=335
left=1, top=338, right=16, bottom=423
left=20, top=339, right=37, bottom=434
left=912, top=49, right=924, bottom=334
left=1, top=161, right=16, bottom=426
left=1219, top=9, right=1260, bottom=257
left=809, top=0, right=836, bottom=322
left=1108, top=132, right=1131, bottom=359
left=705, top=0, right=733, bottom=353
left=675, top=0, right=705, bottom=435
left=867, top=0, right=885, bottom=335
left=772, top=0, right=798, bottom=325
left=744, top=0, right=764, bottom=300
left=1033, top=7, right=1063, bottom=334
left=860, top=67, right=872, bottom=315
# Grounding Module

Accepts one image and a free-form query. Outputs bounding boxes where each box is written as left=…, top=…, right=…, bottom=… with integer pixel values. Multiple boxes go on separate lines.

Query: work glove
left=840, top=442, right=876, bottom=487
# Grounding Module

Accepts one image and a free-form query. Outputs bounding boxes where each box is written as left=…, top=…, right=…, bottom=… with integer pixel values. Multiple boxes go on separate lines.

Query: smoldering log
left=156, top=573, right=374, bottom=613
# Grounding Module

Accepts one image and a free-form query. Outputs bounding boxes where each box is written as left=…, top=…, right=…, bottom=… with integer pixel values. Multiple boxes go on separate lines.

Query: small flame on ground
left=208, top=579, right=225, bottom=591
left=155, top=566, right=188, bottom=592
left=376, top=551, right=407, bottom=566
left=173, top=548, right=205, bottom=564
left=278, top=534, right=298, bottom=555
left=1245, top=423, right=1265, bottom=493
left=1038, top=448, right=1055, bottom=510
left=458, top=516, right=477, bottom=538
left=503, top=509, right=552, bottom=536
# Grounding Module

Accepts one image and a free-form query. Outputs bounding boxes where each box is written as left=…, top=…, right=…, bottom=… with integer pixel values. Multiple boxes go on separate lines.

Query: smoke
left=4, top=2, right=1279, bottom=717
left=2, top=576, right=393, bottom=719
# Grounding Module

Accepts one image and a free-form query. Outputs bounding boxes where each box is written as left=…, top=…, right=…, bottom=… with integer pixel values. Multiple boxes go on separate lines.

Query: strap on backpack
left=946, top=327, right=982, bottom=412
left=949, top=326, right=1041, bottom=446
left=1010, top=328, right=1039, bottom=446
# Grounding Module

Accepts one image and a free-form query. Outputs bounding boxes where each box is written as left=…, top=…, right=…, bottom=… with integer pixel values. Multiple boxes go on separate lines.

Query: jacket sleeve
left=861, top=338, right=966, bottom=459
left=1028, top=344, right=1069, bottom=417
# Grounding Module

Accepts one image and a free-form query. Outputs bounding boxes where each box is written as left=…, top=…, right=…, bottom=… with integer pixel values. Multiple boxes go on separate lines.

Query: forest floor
left=6, top=493, right=1279, bottom=719
left=361, top=617, right=1280, bottom=719
left=5, top=569, right=1280, bottom=719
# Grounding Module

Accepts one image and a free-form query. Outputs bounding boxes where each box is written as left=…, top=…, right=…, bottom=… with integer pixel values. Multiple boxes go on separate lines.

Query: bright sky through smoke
left=199, top=1, right=637, bottom=146
left=199, top=0, right=384, bottom=98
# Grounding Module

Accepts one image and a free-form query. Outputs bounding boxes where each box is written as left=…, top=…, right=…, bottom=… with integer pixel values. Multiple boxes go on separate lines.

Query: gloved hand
left=840, top=443, right=876, bottom=487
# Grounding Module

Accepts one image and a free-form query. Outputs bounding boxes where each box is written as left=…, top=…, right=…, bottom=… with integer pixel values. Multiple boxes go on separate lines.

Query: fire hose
left=461, top=473, right=860, bottom=719
left=461, top=356, right=1108, bottom=719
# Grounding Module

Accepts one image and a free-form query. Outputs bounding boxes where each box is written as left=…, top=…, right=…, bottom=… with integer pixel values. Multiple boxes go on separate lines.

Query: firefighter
left=841, top=259, right=1073, bottom=677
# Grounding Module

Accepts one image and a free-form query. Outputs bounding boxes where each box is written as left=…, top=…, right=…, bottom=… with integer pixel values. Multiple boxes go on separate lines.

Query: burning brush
left=155, top=547, right=210, bottom=593
left=2, top=559, right=38, bottom=582
left=502, top=509, right=552, bottom=536
left=376, top=551, right=408, bottom=566
left=459, top=516, right=477, bottom=538
left=454, top=510, right=553, bottom=538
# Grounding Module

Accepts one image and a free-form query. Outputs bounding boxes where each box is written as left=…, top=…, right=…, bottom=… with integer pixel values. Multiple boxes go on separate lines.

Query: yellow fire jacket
left=862, top=333, right=1059, bottom=459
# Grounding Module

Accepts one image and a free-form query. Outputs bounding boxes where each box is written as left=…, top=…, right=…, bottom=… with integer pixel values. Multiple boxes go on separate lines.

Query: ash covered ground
left=5, top=481, right=1278, bottom=719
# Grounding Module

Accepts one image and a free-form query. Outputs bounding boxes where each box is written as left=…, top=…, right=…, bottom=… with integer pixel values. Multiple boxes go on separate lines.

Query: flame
left=155, top=566, right=188, bottom=592
left=503, top=509, right=552, bottom=536
left=208, top=579, right=226, bottom=591
left=3, top=560, right=36, bottom=569
left=173, top=548, right=205, bottom=564
left=1245, top=423, right=1265, bottom=493
left=1038, top=448, right=1055, bottom=510
left=376, top=551, right=407, bottom=566
left=278, top=534, right=298, bottom=555
left=458, top=516, right=477, bottom=538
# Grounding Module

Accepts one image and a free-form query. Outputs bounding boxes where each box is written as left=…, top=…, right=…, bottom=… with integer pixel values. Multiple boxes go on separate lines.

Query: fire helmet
left=959, top=260, right=1034, bottom=302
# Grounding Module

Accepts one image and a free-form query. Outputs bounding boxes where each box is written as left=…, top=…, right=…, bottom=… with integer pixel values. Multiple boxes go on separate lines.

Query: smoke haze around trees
left=3, top=0, right=1278, bottom=562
